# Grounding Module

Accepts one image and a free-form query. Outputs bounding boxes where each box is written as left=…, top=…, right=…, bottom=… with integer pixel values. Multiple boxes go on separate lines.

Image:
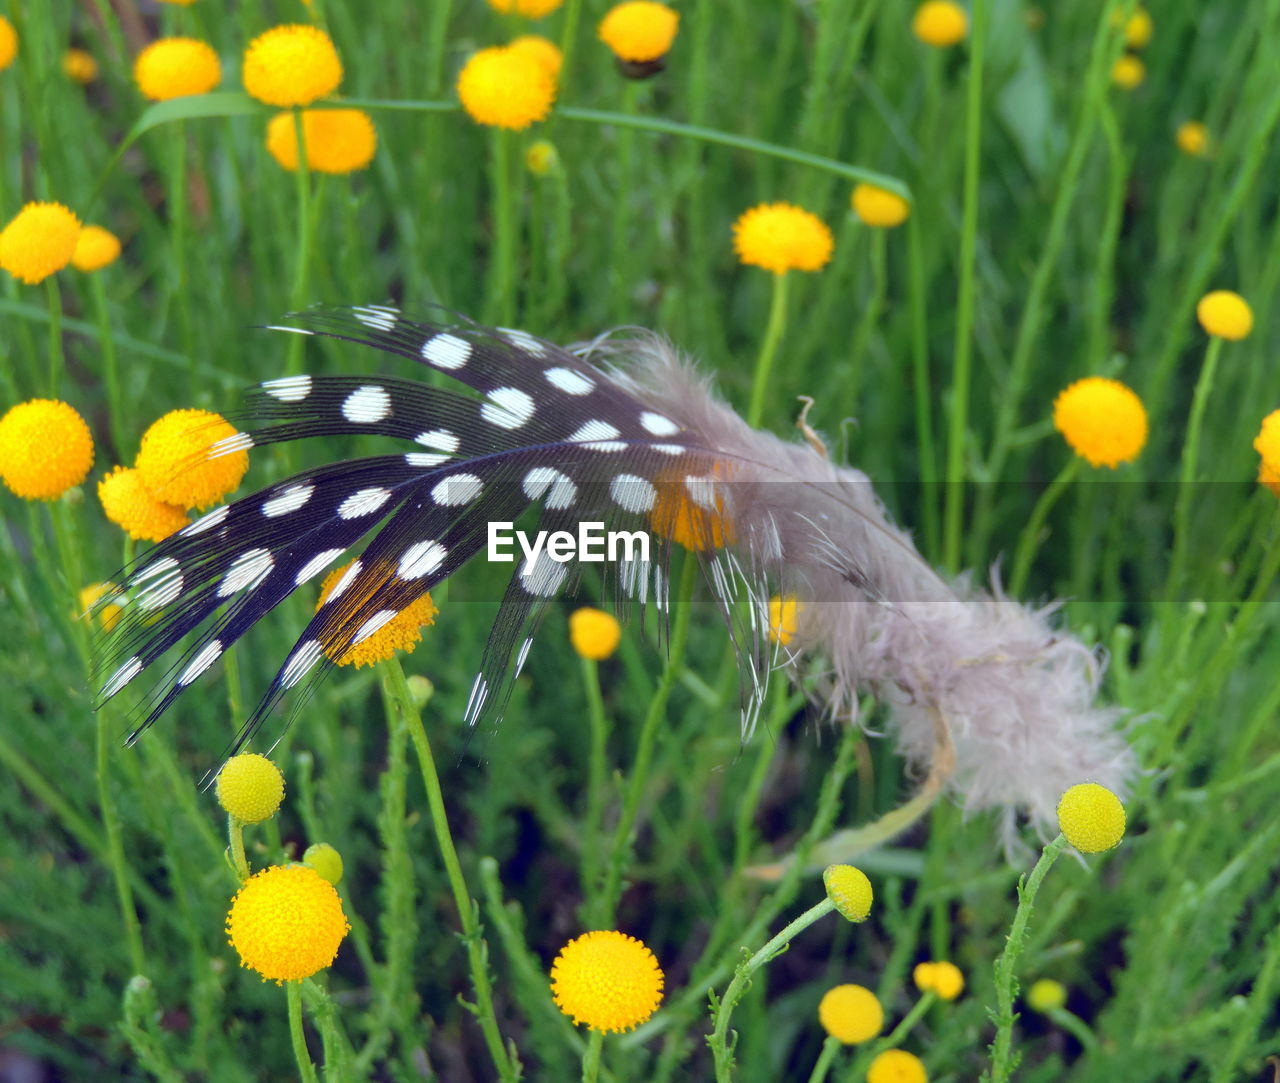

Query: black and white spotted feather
left=94, top=305, right=1134, bottom=838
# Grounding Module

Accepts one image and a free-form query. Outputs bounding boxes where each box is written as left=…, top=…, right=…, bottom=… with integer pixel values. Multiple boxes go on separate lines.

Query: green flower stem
left=168, top=122, right=195, bottom=367
left=425, top=0, right=453, bottom=94
left=746, top=271, right=790, bottom=429
left=597, top=555, right=699, bottom=926
left=708, top=897, right=837, bottom=1082
left=286, top=980, right=320, bottom=1083
left=1045, top=1005, right=1099, bottom=1054
left=287, top=108, right=314, bottom=377
left=942, top=0, right=988, bottom=573
left=556, top=0, right=586, bottom=112
left=986, top=833, right=1068, bottom=1083
left=45, top=277, right=64, bottom=396
left=908, top=213, right=940, bottom=560
left=89, top=274, right=125, bottom=447
left=1165, top=335, right=1224, bottom=602
left=849, top=991, right=937, bottom=1078
left=580, top=656, right=610, bottom=924
left=486, top=128, right=516, bottom=327
left=227, top=815, right=250, bottom=882
left=386, top=656, right=519, bottom=1082
left=842, top=229, right=888, bottom=421
left=807, top=1035, right=842, bottom=1083
left=301, top=977, right=356, bottom=1081
left=1008, top=457, right=1082, bottom=597
left=609, top=83, right=641, bottom=314
left=582, top=1028, right=604, bottom=1083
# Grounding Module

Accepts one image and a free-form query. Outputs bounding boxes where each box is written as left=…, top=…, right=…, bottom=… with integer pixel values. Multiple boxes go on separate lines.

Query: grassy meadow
left=3, top=1, right=1280, bottom=1080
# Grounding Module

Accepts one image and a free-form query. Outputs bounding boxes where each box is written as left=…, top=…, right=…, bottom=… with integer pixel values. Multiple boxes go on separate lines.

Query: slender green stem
left=1165, top=335, right=1224, bottom=601
left=45, top=276, right=63, bottom=395
left=89, top=274, right=125, bottom=448
left=1008, top=457, right=1082, bottom=597
left=487, top=128, right=516, bottom=327
left=942, top=0, right=988, bottom=572
left=171, top=121, right=195, bottom=366
left=746, top=272, right=790, bottom=429
left=227, top=815, right=250, bottom=882
left=581, top=657, right=610, bottom=922
left=287, top=108, right=314, bottom=376
left=609, top=83, right=641, bottom=314
left=386, top=657, right=519, bottom=1082
left=582, top=1028, right=604, bottom=1083
left=287, top=980, right=320, bottom=1083
left=908, top=213, right=939, bottom=560
left=849, top=991, right=938, bottom=1079
left=986, top=834, right=1068, bottom=1083
left=1045, top=1006, right=1099, bottom=1054
left=807, top=1035, right=842, bottom=1083
left=557, top=0, right=586, bottom=110
left=842, top=229, right=887, bottom=421
left=709, top=898, right=836, bottom=1081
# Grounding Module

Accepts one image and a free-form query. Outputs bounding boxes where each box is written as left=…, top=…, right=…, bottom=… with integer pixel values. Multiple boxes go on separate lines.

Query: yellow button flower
left=913, top=960, right=964, bottom=1000
left=1057, top=782, right=1126, bottom=853
left=551, top=930, right=664, bottom=1033
left=0, top=399, right=94, bottom=500
left=1196, top=290, right=1252, bottom=341
left=64, top=48, right=98, bottom=84
left=316, top=561, right=439, bottom=668
left=136, top=408, right=250, bottom=511
left=598, top=2, right=680, bottom=64
left=488, top=0, right=564, bottom=15
left=912, top=1, right=968, bottom=47
left=650, top=469, right=737, bottom=551
left=509, top=34, right=563, bottom=81
left=0, top=16, right=16, bottom=71
left=822, top=864, right=873, bottom=923
left=0, top=201, right=81, bottom=285
left=227, top=865, right=350, bottom=982
left=733, top=202, right=834, bottom=275
left=72, top=225, right=122, bottom=272
left=1176, top=121, right=1209, bottom=157
left=768, top=595, right=801, bottom=646
left=1026, top=978, right=1067, bottom=1012
left=1111, top=54, right=1144, bottom=89
left=133, top=38, right=221, bottom=101
left=265, top=108, right=377, bottom=174
left=1115, top=7, right=1153, bottom=49
left=818, top=984, right=883, bottom=1044
left=852, top=184, right=911, bottom=229
left=98, top=466, right=190, bottom=542
left=79, top=582, right=125, bottom=633
left=303, top=843, right=344, bottom=885
left=216, top=754, right=286, bottom=824
left=1253, top=410, right=1280, bottom=497
left=457, top=46, right=556, bottom=130
left=1052, top=376, right=1147, bottom=469
left=867, top=1049, right=928, bottom=1083
left=569, top=607, right=622, bottom=660
left=525, top=139, right=560, bottom=176
left=243, top=25, right=343, bottom=107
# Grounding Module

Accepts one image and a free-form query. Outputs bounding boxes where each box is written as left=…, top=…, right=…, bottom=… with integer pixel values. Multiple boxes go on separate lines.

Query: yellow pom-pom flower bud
left=1052, top=376, right=1147, bottom=469
left=818, top=984, right=883, bottom=1044
left=98, top=466, right=189, bottom=542
left=0, top=399, right=94, bottom=501
left=0, top=202, right=81, bottom=285
left=457, top=46, right=556, bottom=131
left=822, top=864, right=873, bottom=923
left=912, top=1, right=968, bottom=47
left=1057, top=782, right=1126, bottom=853
left=768, top=594, right=801, bottom=646
left=733, top=202, right=834, bottom=275
left=133, top=38, right=221, bottom=101
left=867, top=1049, right=928, bottom=1083
left=265, top=108, right=377, bottom=174
left=1196, top=290, right=1252, bottom=341
left=227, top=864, right=350, bottom=982
left=243, top=25, right=343, bottom=107
left=852, top=184, right=911, bottom=229
left=72, top=225, right=122, bottom=272
left=913, top=960, right=964, bottom=1000
left=1176, top=121, right=1209, bottom=157
left=598, top=2, right=680, bottom=64
left=135, top=408, right=250, bottom=511
left=216, top=753, right=286, bottom=824
left=303, top=843, right=344, bottom=885
left=1026, top=978, right=1067, bottom=1012
left=1111, top=54, right=1144, bottom=89
left=0, top=16, right=16, bottom=71
left=525, top=139, right=561, bottom=176
left=551, top=930, right=664, bottom=1032
left=569, top=607, right=622, bottom=660
left=488, top=0, right=564, bottom=16
left=64, top=48, right=98, bottom=84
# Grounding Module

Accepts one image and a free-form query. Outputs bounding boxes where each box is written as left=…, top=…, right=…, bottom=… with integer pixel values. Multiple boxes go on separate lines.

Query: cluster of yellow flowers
left=0, top=202, right=120, bottom=285
left=1111, top=6, right=1154, bottom=90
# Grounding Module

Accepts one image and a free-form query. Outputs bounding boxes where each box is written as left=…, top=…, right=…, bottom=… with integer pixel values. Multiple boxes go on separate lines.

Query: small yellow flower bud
left=303, top=843, right=344, bottom=885
left=216, top=754, right=285, bottom=824
left=1057, top=782, right=1125, bottom=853
left=822, top=864, right=873, bottom=922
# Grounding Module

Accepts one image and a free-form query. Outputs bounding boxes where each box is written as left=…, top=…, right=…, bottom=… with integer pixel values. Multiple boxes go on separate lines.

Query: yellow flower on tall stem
left=72, top=225, right=121, bottom=272
left=488, top=0, right=564, bottom=15
left=0, top=202, right=81, bottom=285
left=0, top=16, right=16, bottom=71
left=63, top=48, right=98, bottom=84
left=912, top=1, right=967, bottom=47
left=133, top=38, right=221, bottom=100
left=226, top=865, right=350, bottom=981
left=598, top=1, right=680, bottom=72
left=242, top=25, right=342, bottom=107
left=1176, top=121, right=1209, bottom=157
left=457, top=46, right=556, bottom=130
left=0, top=399, right=94, bottom=500
left=852, top=183, right=911, bottom=229
left=265, top=108, right=377, bottom=174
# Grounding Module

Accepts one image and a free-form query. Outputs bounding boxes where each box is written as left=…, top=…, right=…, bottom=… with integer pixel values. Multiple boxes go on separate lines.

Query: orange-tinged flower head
left=1052, top=377, right=1147, bottom=469
left=509, top=34, right=564, bottom=81
left=243, top=25, right=342, bottom=107
left=98, top=466, right=190, bottom=542
left=135, top=408, right=250, bottom=511
left=650, top=469, right=737, bottom=552
left=551, top=930, right=664, bottom=1032
left=227, top=865, right=350, bottom=982
left=457, top=46, right=556, bottom=130
left=852, top=183, right=911, bottom=229
left=0, top=202, right=81, bottom=285
left=72, top=225, right=122, bottom=272
left=316, top=561, right=439, bottom=667
left=913, top=1, right=968, bottom=47
left=0, top=17, right=16, bottom=71
left=0, top=399, right=94, bottom=500
left=79, top=582, right=125, bottom=633
left=64, top=48, right=98, bottom=84
left=265, top=108, right=377, bottom=174
left=134, top=38, right=221, bottom=101
left=818, top=984, right=883, bottom=1044
left=733, top=202, right=834, bottom=275
left=488, top=0, right=564, bottom=15
left=768, top=595, right=801, bottom=646
left=598, top=2, right=680, bottom=63
left=569, top=607, right=622, bottom=660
